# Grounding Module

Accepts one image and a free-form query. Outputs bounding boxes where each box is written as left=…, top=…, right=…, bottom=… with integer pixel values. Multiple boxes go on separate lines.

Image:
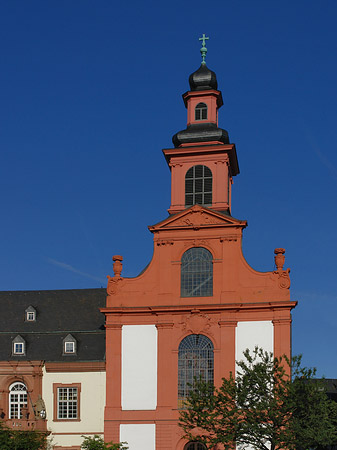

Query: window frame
left=185, top=165, right=212, bottom=207
left=13, top=343, right=24, bottom=355
left=181, top=247, right=213, bottom=297
left=195, top=102, right=208, bottom=121
left=64, top=341, right=75, bottom=354
left=53, top=383, right=81, bottom=422
left=9, top=382, right=28, bottom=419
left=178, top=334, right=214, bottom=408
left=26, top=311, right=35, bottom=321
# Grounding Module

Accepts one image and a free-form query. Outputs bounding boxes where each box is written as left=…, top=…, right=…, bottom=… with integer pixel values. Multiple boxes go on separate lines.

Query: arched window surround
left=180, top=247, right=213, bottom=298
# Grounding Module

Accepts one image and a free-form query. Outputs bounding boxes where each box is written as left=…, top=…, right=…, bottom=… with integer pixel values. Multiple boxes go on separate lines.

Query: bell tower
left=163, top=35, right=239, bottom=215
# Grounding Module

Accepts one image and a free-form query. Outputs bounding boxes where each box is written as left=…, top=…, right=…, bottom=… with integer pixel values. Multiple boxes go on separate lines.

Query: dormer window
left=195, top=102, right=207, bottom=121
left=25, top=306, right=36, bottom=322
left=63, top=334, right=76, bottom=355
left=13, top=335, right=25, bottom=355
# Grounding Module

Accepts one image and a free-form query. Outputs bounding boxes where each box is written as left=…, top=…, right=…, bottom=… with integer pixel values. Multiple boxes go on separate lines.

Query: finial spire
left=199, top=33, right=209, bottom=65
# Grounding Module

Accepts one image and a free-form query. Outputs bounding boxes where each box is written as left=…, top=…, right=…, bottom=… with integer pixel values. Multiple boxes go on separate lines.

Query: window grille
left=9, top=382, right=27, bottom=419
left=178, top=334, right=214, bottom=408
left=195, top=102, right=208, bottom=121
left=57, top=387, right=78, bottom=419
left=185, top=165, right=212, bottom=207
left=181, top=247, right=213, bottom=297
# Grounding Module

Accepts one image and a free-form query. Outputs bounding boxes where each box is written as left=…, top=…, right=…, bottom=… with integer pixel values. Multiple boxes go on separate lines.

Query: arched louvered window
left=185, top=443, right=207, bottom=450
left=181, top=247, right=213, bottom=297
left=195, top=102, right=208, bottom=121
left=178, top=334, right=214, bottom=408
left=9, top=382, right=27, bottom=419
left=185, top=165, right=212, bottom=207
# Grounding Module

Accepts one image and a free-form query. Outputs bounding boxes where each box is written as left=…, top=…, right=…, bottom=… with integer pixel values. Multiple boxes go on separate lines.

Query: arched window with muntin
left=9, top=382, right=27, bottom=419
left=195, top=102, right=208, bottom=121
left=181, top=247, right=213, bottom=297
left=185, top=165, right=212, bottom=207
left=178, top=334, right=214, bottom=408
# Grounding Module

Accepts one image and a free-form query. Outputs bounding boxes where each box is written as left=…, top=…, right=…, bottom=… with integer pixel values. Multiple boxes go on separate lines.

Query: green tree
left=81, top=434, right=128, bottom=450
left=179, top=347, right=337, bottom=450
left=0, top=420, right=49, bottom=450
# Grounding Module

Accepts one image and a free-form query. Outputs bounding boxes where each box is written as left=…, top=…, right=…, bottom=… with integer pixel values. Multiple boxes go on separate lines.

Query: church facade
left=0, top=48, right=296, bottom=450
left=102, top=54, right=296, bottom=450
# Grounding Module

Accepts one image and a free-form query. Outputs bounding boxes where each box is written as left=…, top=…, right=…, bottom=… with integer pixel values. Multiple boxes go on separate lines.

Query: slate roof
left=0, top=288, right=106, bottom=362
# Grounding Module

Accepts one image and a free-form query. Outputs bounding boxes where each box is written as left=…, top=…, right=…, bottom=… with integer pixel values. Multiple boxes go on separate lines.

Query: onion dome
left=189, top=64, right=218, bottom=91
left=172, top=123, right=229, bottom=147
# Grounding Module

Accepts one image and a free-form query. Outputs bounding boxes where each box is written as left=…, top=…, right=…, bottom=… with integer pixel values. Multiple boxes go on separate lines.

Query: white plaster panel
left=122, top=325, right=157, bottom=410
left=235, top=321, right=273, bottom=373
left=120, top=423, right=155, bottom=450
left=42, top=368, right=105, bottom=439
left=52, top=433, right=103, bottom=447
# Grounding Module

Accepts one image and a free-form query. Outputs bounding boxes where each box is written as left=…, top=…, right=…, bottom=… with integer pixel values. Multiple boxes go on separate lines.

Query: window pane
left=185, top=179, right=193, bottom=194
left=195, top=165, right=203, bottom=178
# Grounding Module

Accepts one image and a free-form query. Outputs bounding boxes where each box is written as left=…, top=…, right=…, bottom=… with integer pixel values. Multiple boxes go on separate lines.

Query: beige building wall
left=42, top=367, right=106, bottom=448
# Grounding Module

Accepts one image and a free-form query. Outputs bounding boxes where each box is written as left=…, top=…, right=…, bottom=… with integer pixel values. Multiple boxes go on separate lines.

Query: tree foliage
left=0, top=420, right=49, bottom=450
left=179, top=347, right=337, bottom=450
left=81, top=434, right=128, bottom=450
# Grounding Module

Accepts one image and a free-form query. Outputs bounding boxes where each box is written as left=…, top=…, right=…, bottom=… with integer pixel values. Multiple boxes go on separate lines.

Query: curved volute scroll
left=273, top=248, right=291, bottom=289
left=107, top=255, right=124, bottom=296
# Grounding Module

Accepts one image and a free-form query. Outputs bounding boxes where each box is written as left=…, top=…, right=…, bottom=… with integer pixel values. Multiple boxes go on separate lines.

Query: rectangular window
left=64, top=341, right=75, bottom=353
left=53, top=383, right=81, bottom=421
left=27, top=312, right=35, bottom=321
left=58, top=387, right=77, bottom=419
left=14, top=343, right=24, bottom=354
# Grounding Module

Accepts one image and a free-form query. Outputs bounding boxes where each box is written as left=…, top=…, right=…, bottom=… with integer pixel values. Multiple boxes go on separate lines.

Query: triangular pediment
left=149, top=205, right=247, bottom=232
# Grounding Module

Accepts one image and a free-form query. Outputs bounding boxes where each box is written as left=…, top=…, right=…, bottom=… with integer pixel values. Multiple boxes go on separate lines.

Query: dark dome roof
left=189, top=64, right=218, bottom=91
left=172, top=123, right=229, bottom=147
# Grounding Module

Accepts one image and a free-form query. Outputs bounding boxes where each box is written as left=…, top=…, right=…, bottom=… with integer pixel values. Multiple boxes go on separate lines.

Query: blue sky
left=1, top=1, right=336, bottom=376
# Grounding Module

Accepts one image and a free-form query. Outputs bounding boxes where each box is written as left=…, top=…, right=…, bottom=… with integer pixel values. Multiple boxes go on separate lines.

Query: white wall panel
left=235, top=321, right=273, bottom=373
left=122, top=325, right=157, bottom=410
left=120, top=424, right=155, bottom=450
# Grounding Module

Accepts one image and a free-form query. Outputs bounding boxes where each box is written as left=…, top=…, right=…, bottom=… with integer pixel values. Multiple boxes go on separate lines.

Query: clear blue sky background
left=1, top=1, right=336, bottom=376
